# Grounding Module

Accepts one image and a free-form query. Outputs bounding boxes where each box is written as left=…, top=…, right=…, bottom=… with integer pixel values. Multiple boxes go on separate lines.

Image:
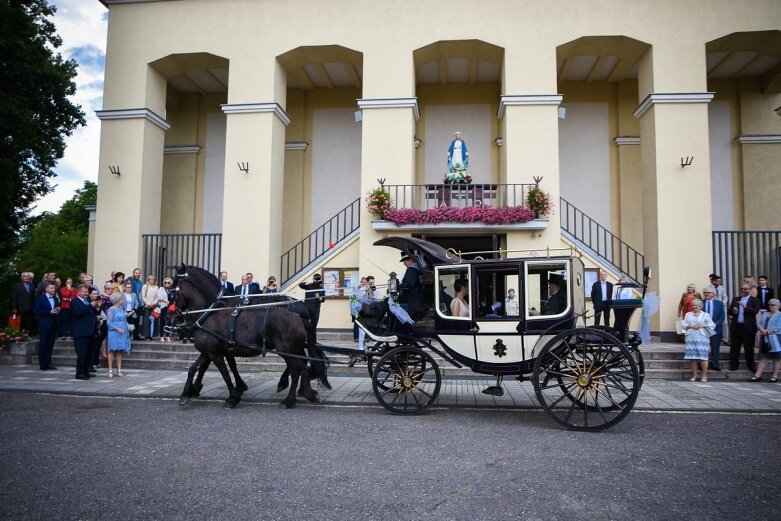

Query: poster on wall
left=343, top=269, right=356, bottom=295
left=584, top=268, right=599, bottom=299
left=323, top=269, right=340, bottom=296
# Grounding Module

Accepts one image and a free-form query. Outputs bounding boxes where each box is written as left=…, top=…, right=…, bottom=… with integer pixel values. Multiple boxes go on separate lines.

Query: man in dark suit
left=545, top=273, right=567, bottom=315
left=235, top=274, right=260, bottom=302
left=398, top=253, right=424, bottom=318
left=757, top=275, right=774, bottom=310
left=728, top=282, right=760, bottom=372
left=590, top=270, right=613, bottom=327
left=299, top=273, right=325, bottom=328
left=11, top=272, right=37, bottom=334
left=33, top=282, right=60, bottom=370
left=245, top=273, right=262, bottom=294
left=219, top=271, right=235, bottom=295
left=702, top=285, right=725, bottom=371
left=70, top=284, right=101, bottom=380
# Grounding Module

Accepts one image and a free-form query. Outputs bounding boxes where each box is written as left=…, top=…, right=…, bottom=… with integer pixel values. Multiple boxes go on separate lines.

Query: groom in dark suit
left=590, top=270, right=613, bottom=327
left=33, top=282, right=60, bottom=370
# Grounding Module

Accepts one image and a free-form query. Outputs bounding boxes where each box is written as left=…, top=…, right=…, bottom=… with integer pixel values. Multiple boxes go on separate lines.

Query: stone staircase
left=32, top=333, right=772, bottom=381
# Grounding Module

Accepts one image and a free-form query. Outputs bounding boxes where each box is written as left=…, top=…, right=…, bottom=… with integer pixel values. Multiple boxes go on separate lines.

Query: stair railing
left=280, top=197, right=361, bottom=285
left=560, top=197, right=645, bottom=283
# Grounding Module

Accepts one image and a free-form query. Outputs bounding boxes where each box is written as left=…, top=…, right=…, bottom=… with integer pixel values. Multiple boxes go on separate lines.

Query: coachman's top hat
left=400, top=252, right=412, bottom=262
left=547, top=273, right=565, bottom=287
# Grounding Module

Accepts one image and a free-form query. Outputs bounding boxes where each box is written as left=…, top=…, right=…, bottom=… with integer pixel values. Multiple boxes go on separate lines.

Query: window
left=525, top=261, right=569, bottom=318
left=474, top=264, right=521, bottom=319
left=436, top=265, right=471, bottom=320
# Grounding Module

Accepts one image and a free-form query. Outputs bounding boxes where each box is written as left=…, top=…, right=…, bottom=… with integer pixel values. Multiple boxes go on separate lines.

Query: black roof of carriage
left=374, top=237, right=461, bottom=266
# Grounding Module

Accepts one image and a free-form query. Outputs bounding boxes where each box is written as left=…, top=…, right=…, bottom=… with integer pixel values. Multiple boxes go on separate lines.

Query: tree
left=0, top=0, right=85, bottom=261
left=16, top=181, right=97, bottom=280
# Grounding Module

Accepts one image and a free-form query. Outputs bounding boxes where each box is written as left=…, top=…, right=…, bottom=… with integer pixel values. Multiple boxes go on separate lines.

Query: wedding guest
left=141, top=275, right=160, bottom=339
left=111, top=272, right=125, bottom=294
left=729, top=282, right=760, bottom=372
left=58, top=277, right=78, bottom=337
left=450, top=279, right=470, bottom=318
left=701, top=286, right=725, bottom=371
left=158, top=277, right=174, bottom=343
left=106, top=292, right=130, bottom=377
left=505, top=288, right=519, bottom=316
left=262, top=276, right=278, bottom=293
left=751, top=298, right=780, bottom=383
left=757, top=275, right=774, bottom=310
left=11, top=272, right=37, bottom=334
left=121, top=281, right=139, bottom=342
left=128, top=268, right=143, bottom=340
left=682, top=299, right=716, bottom=382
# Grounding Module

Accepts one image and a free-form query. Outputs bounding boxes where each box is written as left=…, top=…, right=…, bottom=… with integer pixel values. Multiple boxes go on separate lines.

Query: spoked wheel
left=532, top=328, right=639, bottom=431
left=372, top=346, right=441, bottom=415
left=366, top=342, right=391, bottom=389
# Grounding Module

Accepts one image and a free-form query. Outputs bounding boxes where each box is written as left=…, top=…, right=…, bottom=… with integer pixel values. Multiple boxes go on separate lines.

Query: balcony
left=372, top=183, right=550, bottom=233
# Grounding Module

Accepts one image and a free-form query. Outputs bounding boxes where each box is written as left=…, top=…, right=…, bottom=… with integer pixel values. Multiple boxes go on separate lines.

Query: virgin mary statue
left=447, top=132, right=469, bottom=172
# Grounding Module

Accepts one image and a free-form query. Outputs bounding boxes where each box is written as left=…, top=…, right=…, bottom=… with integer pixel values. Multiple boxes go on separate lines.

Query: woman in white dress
left=683, top=298, right=716, bottom=382
left=450, top=279, right=470, bottom=318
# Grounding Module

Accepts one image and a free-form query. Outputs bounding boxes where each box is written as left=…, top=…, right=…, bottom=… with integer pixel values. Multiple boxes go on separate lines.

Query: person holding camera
left=262, top=276, right=278, bottom=294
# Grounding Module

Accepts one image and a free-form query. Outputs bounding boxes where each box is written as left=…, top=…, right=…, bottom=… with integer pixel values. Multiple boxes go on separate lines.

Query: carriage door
left=472, top=263, right=525, bottom=365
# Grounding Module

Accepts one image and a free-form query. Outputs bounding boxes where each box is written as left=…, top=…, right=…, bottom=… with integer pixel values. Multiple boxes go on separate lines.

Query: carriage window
left=525, top=262, right=569, bottom=318
left=436, top=266, right=470, bottom=320
left=474, top=265, right=521, bottom=319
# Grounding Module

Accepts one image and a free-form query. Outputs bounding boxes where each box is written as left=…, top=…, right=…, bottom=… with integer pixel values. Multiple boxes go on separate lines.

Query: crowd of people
left=9, top=266, right=781, bottom=383
left=676, top=273, right=779, bottom=383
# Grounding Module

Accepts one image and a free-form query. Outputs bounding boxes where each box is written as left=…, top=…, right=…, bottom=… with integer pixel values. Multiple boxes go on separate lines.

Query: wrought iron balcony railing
left=383, top=183, right=537, bottom=211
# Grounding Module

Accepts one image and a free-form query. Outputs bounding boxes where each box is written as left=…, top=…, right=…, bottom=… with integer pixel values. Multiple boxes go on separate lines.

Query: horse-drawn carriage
left=173, top=237, right=648, bottom=432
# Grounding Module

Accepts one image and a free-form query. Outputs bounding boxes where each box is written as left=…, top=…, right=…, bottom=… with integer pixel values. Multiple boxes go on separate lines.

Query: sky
left=33, top=0, right=108, bottom=215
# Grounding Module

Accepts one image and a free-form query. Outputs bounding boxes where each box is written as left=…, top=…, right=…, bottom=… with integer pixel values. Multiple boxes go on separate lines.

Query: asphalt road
left=0, top=392, right=778, bottom=520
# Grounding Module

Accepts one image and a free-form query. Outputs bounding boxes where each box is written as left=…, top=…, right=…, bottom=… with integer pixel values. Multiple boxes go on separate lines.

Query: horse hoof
left=179, top=397, right=191, bottom=406
left=318, top=377, right=332, bottom=390
left=238, top=382, right=249, bottom=393
left=277, top=383, right=289, bottom=393
left=223, top=401, right=239, bottom=409
left=304, top=393, right=319, bottom=403
left=279, top=401, right=296, bottom=409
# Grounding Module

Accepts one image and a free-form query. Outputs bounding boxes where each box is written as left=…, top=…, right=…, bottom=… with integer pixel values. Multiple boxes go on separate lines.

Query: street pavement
left=1, top=364, right=780, bottom=413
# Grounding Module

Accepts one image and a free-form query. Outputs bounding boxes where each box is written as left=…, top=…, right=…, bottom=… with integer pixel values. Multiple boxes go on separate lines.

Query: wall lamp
left=558, top=107, right=567, bottom=120
left=494, top=137, right=504, bottom=147
left=109, top=165, right=121, bottom=176
left=413, top=135, right=422, bottom=148
left=237, top=162, right=250, bottom=173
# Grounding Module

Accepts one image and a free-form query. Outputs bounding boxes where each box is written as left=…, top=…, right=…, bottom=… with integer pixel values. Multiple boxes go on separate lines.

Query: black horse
left=174, top=265, right=318, bottom=409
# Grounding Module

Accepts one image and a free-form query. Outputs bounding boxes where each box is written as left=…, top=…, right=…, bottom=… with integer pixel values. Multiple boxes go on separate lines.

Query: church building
left=91, top=0, right=781, bottom=335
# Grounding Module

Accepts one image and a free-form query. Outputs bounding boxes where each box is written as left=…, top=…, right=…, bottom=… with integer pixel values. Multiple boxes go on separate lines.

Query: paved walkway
left=1, top=365, right=779, bottom=413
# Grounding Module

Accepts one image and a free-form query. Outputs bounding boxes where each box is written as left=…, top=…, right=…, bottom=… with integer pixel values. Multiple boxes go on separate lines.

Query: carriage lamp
left=388, top=272, right=399, bottom=297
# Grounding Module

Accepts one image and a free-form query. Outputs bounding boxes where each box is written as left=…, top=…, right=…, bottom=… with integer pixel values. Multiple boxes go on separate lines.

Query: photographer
left=262, top=276, right=278, bottom=294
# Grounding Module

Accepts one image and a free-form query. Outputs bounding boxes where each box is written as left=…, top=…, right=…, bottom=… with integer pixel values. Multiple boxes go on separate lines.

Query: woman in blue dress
left=751, top=298, right=781, bottom=382
left=106, top=292, right=131, bottom=377
left=683, top=298, right=716, bottom=382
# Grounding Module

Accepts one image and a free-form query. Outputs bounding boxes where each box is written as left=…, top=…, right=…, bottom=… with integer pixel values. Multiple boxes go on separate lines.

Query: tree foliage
left=16, top=181, right=97, bottom=279
left=0, top=0, right=86, bottom=261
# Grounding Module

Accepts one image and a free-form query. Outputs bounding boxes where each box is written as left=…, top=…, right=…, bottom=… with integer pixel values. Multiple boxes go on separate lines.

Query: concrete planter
left=372, top=219, right=550, bottom=232
left=0, top=341, right=37, bottom=365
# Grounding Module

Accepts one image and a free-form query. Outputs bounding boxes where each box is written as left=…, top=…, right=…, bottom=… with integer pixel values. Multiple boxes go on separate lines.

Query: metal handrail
left=559, top=197, right=645, bottom=283
left=280, top=197, right=361, bottom=285
left=712, top=231, right=781, bottom=298
left=384, top=183, right=537, bottom=210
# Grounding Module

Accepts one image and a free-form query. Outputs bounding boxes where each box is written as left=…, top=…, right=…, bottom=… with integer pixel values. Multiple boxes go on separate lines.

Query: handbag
left=168, top=303, right=176, bottom=313
left=7, top=314, right=21, bottom=330
left=151, top=309, right=161, bottom=319
left=675, top=319, right=685, bottom=335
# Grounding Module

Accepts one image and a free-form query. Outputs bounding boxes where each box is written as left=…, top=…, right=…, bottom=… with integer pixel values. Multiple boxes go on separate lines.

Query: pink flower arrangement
left=366, top=187, right=392, bottom=219
left=384, top=205, right=536, bottom=225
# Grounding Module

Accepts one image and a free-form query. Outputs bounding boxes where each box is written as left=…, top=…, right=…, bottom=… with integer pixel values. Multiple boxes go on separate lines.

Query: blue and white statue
left=447, top=131, right=469, bottom=172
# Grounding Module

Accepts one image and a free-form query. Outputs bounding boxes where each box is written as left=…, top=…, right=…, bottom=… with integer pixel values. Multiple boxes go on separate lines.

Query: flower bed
left=383, top=205, right=536, bottom=225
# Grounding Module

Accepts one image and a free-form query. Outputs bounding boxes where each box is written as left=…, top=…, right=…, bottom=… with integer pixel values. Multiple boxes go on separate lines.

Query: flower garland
left=384, top=205, right=535, bottom=225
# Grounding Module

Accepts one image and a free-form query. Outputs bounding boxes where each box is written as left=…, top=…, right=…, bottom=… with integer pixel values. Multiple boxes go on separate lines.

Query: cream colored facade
left=92, top=0, right=781, bottom=335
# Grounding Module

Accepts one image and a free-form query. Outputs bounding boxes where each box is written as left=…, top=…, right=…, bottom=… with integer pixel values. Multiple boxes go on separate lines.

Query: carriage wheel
left=532, top=328, right=639, bottom=431
left=372, top=346, right=441, bottom=415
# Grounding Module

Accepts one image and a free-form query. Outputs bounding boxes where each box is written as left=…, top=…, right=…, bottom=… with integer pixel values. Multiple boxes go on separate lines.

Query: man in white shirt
left=505, top=288, right=519, bottom=316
